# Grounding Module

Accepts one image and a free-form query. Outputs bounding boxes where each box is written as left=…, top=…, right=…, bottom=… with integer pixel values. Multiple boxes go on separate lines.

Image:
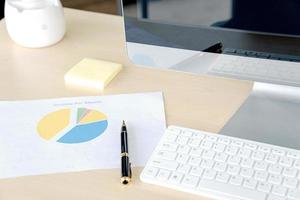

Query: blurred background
left=61, top=0, right=122, bottom=15
left=0, top=0, right=229, bottom=26
left=0, top=0, right=132, bottom=19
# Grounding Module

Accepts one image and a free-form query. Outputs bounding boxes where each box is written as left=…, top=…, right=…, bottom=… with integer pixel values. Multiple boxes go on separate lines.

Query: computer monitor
left=122, top=0, right=300, bottom=150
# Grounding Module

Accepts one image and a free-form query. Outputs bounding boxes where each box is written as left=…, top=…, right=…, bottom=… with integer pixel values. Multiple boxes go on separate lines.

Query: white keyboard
left=140, top=126, right=300, bottom=200
left=208, top=55, right=300, bottom=87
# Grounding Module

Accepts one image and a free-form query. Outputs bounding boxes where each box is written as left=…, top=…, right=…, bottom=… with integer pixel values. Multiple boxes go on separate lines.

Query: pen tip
left=122, top=120, right=126, bottom=126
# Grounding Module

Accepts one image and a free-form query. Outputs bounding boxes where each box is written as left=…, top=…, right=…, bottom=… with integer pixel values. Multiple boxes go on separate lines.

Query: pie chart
left=37, top=108, right=108, bottom=144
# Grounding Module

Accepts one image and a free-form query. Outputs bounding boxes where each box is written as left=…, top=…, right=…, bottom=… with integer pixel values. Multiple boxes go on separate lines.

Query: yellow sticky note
left=64, top=58, right=122, bottom=90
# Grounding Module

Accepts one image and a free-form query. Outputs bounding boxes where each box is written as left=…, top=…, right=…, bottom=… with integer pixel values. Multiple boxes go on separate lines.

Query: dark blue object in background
left=219, top=0, right=300, bottom=36
left=0, top=0, right=4, bottom=19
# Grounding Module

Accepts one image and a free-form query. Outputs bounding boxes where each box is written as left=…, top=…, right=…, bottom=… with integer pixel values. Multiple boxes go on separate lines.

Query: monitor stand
left=219, top=82, right=300, bottom=150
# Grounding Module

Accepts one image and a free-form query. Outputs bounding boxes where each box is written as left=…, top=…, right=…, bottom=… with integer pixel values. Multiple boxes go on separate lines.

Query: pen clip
left=129, top=162, right=132, bottom=178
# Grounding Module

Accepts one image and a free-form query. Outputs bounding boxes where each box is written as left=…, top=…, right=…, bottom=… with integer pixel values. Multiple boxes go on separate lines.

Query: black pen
left=120, top=120, right=132, bottom=184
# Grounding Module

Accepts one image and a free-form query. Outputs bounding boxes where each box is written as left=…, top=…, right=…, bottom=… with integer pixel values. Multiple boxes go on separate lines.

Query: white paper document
left=0, top=92, right=166, bottom=179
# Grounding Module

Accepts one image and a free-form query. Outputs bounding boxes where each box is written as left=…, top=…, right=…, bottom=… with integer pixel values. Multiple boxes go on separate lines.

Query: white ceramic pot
left=5, top=0, right=65, bottom=48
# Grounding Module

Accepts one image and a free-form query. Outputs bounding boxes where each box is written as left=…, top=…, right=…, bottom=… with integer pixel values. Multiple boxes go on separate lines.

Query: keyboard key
left=229, top=175, right=243, bottom=186
left=190, top=166, right=204, bottom=177
left=198, top=179, right=266, bottom=200
left=192, top=132, right=205, bottom=140
left=258, top=146, right=271, bottom=153
left=238, top=148, right=251, bottom=158
left=240, top=168, right=254, bottom=178
left=182, top=130, right=193, bottom=137
left=272, top=149, right=285, bottom=156
left=166, top=127, right=181, bottom=135
left=216, top=172, right=230, bottom=183
left=157, top=169, right=171, bottom=181
left=214, top=152, right=228, bottom=162
left=257, top=182, right=272, bottom=193
left=176, top=154, right=189, bottom=164
left=287, top=151, right=300, bottom=159
left=269, top=164, right=283, bottom=175
left=218, top=138, right=230, bottom=145
left=201, top=159, right=214, bottom=169
left=182, top=175, right=199, bottom=188
left=228, top=155, right=241, bottom=165
left=188, top=139, right=201, bottom=147
left=225, top=146, right=238, bottom=155
left=156, top=151, right=177, bottom=160
left=177, top=136, right=189, bottom=145
left=206, top=135, right=217, bottom=142
left=287, top=189, right=300, bottom=200
left=143, top=167, right=159, bottom=178
left=265, top=154, right=279, bottom=164
left=188, top=156, right=202, bottom=166
left=190, top=147, right=203, bottom=156
left=164, top=133, right=178, bottom=142
left=283, top=167, right=297, bottom=178
left=254, top=161, right=268, bottom=171
left=283, top=177, right=298, bottom=189
left=177, top=164, right=191, bottom=174
left=252, top=151, right=265, bottom=161
left=168, top=128, right=181, bottom=135
left=168, top=172, right=184, bottom=185
left=200, top=140, right=213, bottom=150
left=213, top=143, right=226, bottom=152
left=160, top=143, right=178, bottom=152
left=202, top=150, right=215, bottom=160
left=293, top=159, right=300, bottom=169
left=241, top=158, right=254, bottom=168
left=227, top=165, right=240, bottom=175
left=255, top=171, right=268, bottom=181
left=214, top=162, right=227, bottom=172
left=177, top=145, right=191, bottom=154
left=150, top=159, right=179, bottom=171
left=279, top=157, right=294, bottom=167
left=268, top=174, right=282, bottom=185
left=272, top=185, right=287, bottom=196
left=202, top=169, right=216, bottom=180
left=243, top=178, right=257, bottom=189
left=245, top=143, right=257, bottom=150
left=231, top=140, right=244, bottom=147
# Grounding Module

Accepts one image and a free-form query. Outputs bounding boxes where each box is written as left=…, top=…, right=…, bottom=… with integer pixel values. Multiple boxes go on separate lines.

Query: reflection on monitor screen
left=123, top=0, right=300, bottom=56
left=136, top=0, right=300, bottom=37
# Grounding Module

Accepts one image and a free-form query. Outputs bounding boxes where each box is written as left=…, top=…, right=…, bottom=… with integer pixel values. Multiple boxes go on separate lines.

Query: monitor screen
left=135, top=0, right=300, bottom=37
left=123, top=0, right=300, bottom=56
left=123, top=0, right=300, bottom=151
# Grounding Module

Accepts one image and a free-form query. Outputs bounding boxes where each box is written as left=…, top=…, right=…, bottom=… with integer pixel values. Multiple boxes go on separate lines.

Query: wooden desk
left=0, top=8, right=253, bottom=200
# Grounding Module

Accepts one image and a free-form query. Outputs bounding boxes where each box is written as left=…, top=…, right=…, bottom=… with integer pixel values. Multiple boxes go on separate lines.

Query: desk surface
left=0, top=8, right=253, bottom=200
